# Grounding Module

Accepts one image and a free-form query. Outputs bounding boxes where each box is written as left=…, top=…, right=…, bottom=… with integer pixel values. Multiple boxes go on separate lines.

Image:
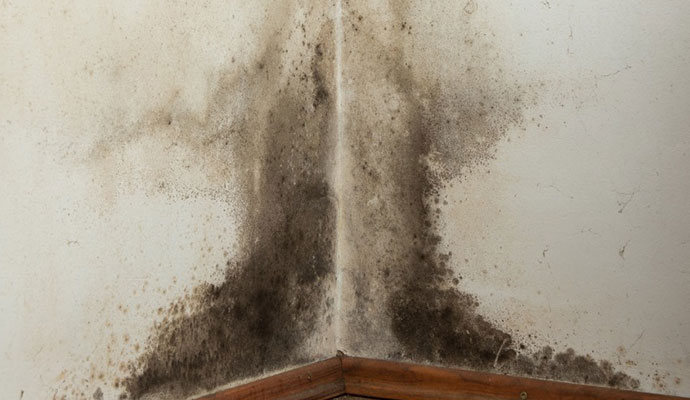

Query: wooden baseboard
left=199, top=354, right=688, bottom=400
left=197, top=357, right=344, bottom=400
left=342, top=356, right=685, bottom=400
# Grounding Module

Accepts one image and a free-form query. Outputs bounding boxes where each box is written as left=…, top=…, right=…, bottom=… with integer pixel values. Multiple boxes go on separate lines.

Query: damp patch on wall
left=83, top=3, right=340, bottom=399
left=9, top=0, right=690, bottom=399
left=337, top=0, right=639, bottom=391
left=118, top=0, right=640, bottom=397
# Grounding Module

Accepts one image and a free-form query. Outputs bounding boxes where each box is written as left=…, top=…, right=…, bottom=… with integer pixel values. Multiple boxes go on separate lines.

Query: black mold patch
left=342, top=0, right=639, bottom=390
left=96, top=1, right=641, bottom=397
left=117, top=13, right=338, bottom=400
left=513, top=347, right=640, bottom=388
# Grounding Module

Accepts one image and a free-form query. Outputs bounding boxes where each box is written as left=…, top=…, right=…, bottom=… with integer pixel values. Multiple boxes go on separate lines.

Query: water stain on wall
left=340, top=0, right=639, bottom=390
left=86, top=0, right=641, bottom=398
left=85, top=4, right=338, bottom=399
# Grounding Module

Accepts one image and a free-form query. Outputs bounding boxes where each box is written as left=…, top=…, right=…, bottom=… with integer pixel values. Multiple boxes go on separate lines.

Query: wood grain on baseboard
left=197, top=357, right=344, bottom=400
left=198, top=355, right=688, bottom=400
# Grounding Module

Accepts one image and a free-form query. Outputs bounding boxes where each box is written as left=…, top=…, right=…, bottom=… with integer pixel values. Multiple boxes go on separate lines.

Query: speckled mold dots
left=118, top=5, right=339, bottom=399
left=337, top=0, right=637, bottom=391
left=116, top=1, right=638, bottom=398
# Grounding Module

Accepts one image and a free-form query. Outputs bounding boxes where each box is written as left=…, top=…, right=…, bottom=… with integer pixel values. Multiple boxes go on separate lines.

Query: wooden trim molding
left=197, top=357, right=344, bottom=400
left=342, top=357, right=686, bottom=400
left=199, top=354, right=688, bottom=400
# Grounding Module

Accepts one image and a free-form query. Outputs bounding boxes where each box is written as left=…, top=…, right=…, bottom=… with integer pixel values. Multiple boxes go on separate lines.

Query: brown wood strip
left=341, top=356, right=687, bottom=400
left=196, top=355, right=688, bottom=400
left=198, top=357, right=344, bottom=400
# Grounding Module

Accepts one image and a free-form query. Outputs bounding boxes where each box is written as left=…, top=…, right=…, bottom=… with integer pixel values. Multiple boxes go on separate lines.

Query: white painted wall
left=438, top=1, right=690, bottom=393
left=1, top=0, right=689, bottom=399
left=1, top=1, right=270, bottom=399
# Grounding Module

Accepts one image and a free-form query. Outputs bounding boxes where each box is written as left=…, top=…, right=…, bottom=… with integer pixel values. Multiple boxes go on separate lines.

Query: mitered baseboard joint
left=199, top=354, right=688, bottom=400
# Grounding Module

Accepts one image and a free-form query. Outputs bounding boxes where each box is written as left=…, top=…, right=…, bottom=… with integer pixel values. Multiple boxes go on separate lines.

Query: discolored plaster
left=67, top=2, right=341, bottom=399
left=116, top=11, right=338, bottom=400
left=5, top=0, right=690, bottom=399
left=337, top=0, right=638, bottom=391
left=120, top=0, right=639, bottom=397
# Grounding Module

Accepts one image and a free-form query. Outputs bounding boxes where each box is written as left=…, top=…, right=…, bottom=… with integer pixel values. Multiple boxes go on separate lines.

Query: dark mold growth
left=118, top=12, right=338, bottom=400
left=342, top=0, right=639, bottom=390
left=100, top=0, right=641, bottom=397
left=513, top=347, right=640, bottom=388
left=312, top=44, right=330, bottom=109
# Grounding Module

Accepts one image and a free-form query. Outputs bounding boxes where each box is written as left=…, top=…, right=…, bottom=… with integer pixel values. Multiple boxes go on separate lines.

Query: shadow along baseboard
left=197, top=355, right=688, bottom=400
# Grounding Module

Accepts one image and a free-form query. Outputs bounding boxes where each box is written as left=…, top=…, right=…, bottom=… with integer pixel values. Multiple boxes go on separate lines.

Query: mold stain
left=98, top=7, right=340, bottom=399
left=341, top=0, right=639, bottom=390
left=84, top=1, right=642, bottom=398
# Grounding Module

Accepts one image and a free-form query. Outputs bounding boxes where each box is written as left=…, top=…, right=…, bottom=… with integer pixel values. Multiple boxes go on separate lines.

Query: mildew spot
left=92, top=1, right=640, bottom=398
left=341, top=0, right=638, bottom=390
left=105, top=8, right=338, bottom=400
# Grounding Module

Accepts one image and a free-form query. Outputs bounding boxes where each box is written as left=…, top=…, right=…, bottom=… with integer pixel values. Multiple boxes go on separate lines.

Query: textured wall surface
left=2, top=1, right=689, bottom=399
